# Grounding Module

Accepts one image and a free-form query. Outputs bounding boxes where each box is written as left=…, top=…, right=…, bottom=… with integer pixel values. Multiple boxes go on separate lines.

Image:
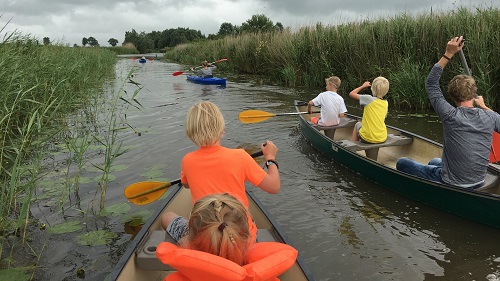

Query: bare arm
left=257, top=140, right=280, bottom=194
left=307, top=100, right=314, bottom=114
left=349, top=81, right=371, bottom=100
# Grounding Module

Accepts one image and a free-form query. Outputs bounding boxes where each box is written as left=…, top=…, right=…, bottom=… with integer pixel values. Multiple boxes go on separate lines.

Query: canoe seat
left=336, top=134, right=413, bottom=160
left=136, top=230, right=176, bottom=271
left=310, top=117, right=357, bottom=139
left=475, top=172, right=500, bottom=192
left=136, top=229, right=278, bottom=271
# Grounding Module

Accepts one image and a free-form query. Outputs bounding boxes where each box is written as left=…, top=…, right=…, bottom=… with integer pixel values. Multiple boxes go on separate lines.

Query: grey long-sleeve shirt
left=426, top=63, right=500, bottom=187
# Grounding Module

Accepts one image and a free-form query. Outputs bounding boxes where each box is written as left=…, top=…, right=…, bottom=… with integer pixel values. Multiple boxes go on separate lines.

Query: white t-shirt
left=312, top=91, right=347, bottom=126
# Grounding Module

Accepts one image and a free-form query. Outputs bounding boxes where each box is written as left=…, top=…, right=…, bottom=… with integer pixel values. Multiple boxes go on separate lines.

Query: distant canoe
left=187, top=75, right=226, bottom=85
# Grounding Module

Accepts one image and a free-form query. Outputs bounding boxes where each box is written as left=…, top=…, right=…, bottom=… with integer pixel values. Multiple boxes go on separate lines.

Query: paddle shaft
left=238, top=109, right=320, bottom=124
left=127, top=179, right=180, bottom=199
left=458, top=49, right=471, bottom=76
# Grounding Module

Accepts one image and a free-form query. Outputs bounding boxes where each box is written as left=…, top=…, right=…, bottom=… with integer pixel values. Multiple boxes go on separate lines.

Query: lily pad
left=94, top=174, right=116, bottom=182
left=73, top=176, right=94, bottom=184
left=141, top=165, right=166, bottom=179
left=119, top=210, right=153, bottom=224
left=76, top=230, right=117, bottom=246
left=47, top=221, right=82, bottom=234
left=0, top=267, right=32, bottom=281
left=110, top=164, right=129, bottom=172
left=100, top=203, right=130, bottom=217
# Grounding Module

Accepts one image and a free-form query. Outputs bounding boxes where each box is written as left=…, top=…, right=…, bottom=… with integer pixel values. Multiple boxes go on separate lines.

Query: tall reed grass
left=165, top=6, right=500, bottom=111
left=0, top=32, right=116, bottom=244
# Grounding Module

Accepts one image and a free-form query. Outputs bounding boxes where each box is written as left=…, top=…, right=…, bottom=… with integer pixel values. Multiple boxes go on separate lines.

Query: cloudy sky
left=1, top=0, right=498, bottom=46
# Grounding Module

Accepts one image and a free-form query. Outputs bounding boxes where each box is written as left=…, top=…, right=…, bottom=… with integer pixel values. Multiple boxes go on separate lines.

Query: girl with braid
left=166, top=193, right=251, bottom=265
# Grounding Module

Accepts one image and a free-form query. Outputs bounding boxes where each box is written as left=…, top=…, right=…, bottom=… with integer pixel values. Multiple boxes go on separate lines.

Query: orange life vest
left=156, top=241, right=298, bottom=281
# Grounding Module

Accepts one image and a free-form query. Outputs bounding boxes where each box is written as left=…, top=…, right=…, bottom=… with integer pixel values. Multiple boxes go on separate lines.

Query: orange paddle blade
left=238, top=110, right=276, bottom=124
left=124, top=181, right=178, bottom=205
left=490, top=132, right=500, bottom=163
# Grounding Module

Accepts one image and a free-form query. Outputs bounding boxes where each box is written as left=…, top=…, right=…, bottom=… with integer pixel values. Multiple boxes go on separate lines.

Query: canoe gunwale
left=108, top=184, right=183, bottom=280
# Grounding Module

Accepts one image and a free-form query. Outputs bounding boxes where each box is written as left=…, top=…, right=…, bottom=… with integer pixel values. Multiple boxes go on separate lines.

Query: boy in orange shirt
left=161, top=101, right=280, bottom=243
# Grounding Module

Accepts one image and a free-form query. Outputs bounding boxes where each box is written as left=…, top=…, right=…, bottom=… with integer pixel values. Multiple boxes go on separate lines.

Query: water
left=31, top=58, right=500, bottom=280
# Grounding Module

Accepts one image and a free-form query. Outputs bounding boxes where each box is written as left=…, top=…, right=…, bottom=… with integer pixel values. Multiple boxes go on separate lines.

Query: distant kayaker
left=349, top=77, right=390, bottom=144
left=190, top=60, right=217, bottom=78
left=307, top=76, right=347, bottom=126
left=396, top=35, right=500, bottom=189
left=160, top=101, right=281, bottom=244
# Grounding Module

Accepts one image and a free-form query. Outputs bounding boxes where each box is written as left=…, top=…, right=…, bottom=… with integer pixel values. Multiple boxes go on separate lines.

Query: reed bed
left=0, top=32, right=116, bottom=250
left=165, top=7, right=500, bottom=111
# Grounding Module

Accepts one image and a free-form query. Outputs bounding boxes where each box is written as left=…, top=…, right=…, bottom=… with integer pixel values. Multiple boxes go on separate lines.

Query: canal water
left=32, top=57, right=500, bottom=281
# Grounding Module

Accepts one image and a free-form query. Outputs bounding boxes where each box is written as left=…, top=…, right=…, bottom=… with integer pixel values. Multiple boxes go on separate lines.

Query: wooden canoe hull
left=108, top=184, right=315, bottom=280
left=294, top=100, right=500, bottom=229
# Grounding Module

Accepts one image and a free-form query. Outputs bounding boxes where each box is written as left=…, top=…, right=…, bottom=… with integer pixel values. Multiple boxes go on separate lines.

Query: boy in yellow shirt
left=349, top=77, right=390, bottom=143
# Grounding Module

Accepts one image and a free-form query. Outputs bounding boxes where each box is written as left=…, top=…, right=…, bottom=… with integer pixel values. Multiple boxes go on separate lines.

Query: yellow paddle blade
left=238, top=110, right=277, bottom=124
left=124, top=181, right=172, bottom=205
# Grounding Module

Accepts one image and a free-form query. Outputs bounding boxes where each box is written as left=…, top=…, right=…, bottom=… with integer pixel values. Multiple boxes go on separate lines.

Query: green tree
left=218, top=22, right=238, bottom=36
left=240, top=14, right=274, bottom=33
left=108, top=38, right=119, bottom=47
left=82, top=37, right=88, bottom=46
left=275, top=22, right=284, bottom=32
left=87, top=37, right=99, bottom=47
left=43, top=37, right=50, bottom=45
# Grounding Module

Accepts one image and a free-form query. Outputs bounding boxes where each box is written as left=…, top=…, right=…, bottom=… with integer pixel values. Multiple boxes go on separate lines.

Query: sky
left=1, top=0, right=499, bottom=47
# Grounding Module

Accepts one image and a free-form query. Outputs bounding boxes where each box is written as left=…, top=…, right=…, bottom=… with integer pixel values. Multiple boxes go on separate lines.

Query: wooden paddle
left=238, top=109, right=320, bottom=124
left=172, top=58, right=228, bottom=76
left=124, top=149, right=264, bottom=205
left=458, top=45, right=500, bottom=163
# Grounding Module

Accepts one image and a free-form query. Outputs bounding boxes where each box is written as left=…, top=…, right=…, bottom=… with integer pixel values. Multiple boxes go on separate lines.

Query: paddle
left=172, top=58, right=228, bottom=76
left=238, top=109, right=320, bottom=124
left=124, top=149, right=264, bottom=205
left=458, top=44, right=500, bottom=163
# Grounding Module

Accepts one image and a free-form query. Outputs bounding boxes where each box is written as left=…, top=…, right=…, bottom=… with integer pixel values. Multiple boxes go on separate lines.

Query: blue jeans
left=396, top=157, right=444, bottom=183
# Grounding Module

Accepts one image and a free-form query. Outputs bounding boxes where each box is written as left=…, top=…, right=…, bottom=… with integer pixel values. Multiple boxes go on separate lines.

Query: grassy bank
left=0, top=32, right=116, bottom=245
left=165, top=6, right=500, bottom=111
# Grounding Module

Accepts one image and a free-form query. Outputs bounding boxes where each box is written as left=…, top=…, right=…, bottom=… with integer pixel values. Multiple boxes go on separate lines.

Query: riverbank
left=0, top=33, right=117, bottom=277
left=164, top=6, right=500, bottom=111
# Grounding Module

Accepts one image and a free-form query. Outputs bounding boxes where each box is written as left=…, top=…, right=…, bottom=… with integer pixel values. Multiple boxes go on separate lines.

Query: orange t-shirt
left=180, top=145, right=267, bottom=241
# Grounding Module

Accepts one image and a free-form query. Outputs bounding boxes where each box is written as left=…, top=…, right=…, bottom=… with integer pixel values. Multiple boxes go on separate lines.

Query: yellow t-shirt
left=359, top=96, right=388, bottom=143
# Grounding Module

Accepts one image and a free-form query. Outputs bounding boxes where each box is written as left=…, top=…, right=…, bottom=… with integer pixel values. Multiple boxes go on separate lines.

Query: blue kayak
left=139, top=59, right=147, bottom=63
left=187, top=75, right=226, bottom=85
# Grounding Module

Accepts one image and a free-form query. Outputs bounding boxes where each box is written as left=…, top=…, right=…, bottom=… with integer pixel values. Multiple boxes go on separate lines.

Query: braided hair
left=187, top=193, right=250, bottom=265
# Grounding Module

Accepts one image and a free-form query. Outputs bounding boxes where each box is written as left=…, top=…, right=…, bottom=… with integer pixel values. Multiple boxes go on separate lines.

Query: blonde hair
left=187, top=193, right=250, bottom=265
left=325, top=76, right=341, bottom=89
left=447, top=74, right=477, bottom=103
left=371, top=76, right=389, bottom=98
left=186, top=101, right=225, bottom=147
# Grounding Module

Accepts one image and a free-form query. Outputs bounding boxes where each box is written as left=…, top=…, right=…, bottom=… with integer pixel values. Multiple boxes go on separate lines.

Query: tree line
left=41, top=14, right=283, bottom=52
left=123, top=14, right=283, bottom=53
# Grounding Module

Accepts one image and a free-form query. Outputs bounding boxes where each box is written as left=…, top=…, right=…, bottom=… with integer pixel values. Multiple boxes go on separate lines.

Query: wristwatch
left=265, top=159, right=279, bottom=169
